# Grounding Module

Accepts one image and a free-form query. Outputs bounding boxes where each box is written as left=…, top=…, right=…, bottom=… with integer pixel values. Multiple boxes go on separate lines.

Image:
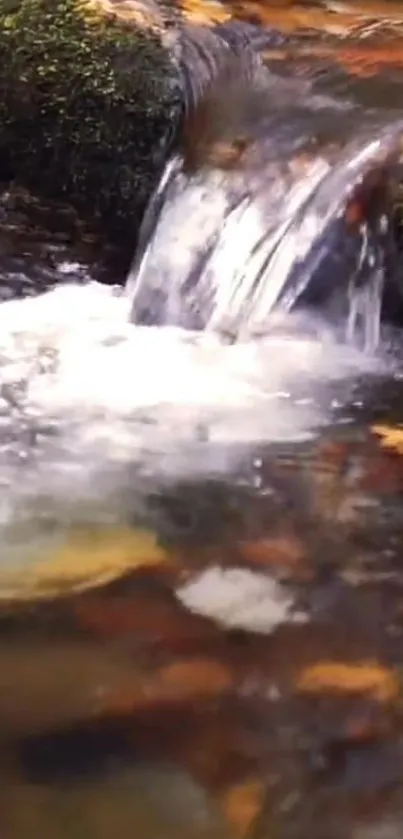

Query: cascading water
left=126, top=22, right=403, bottom=352
left=0, top=19, right=401, bottom=582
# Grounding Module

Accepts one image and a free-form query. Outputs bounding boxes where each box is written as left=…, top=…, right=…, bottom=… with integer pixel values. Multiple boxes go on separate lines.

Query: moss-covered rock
left=0, top=0, right=181, bottom=244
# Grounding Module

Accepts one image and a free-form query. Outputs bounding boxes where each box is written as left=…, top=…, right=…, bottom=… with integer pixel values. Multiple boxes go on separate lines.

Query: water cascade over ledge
left=0, top=21, right=400, bottom=579
left=126, top=22, right=403, bottom=350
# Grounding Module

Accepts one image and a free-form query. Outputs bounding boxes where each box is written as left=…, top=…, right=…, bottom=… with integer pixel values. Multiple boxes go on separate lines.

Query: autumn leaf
left=296, top=660, right=399, bottom=703
left=372, top=424, right=403, bottom=455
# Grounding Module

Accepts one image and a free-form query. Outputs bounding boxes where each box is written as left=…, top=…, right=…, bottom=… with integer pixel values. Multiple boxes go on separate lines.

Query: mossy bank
left=0, top=0, right=181, bottom=245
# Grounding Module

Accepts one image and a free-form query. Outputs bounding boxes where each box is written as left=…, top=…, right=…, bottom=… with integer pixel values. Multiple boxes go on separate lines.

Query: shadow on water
left=4, top=3, right=403, bottom=839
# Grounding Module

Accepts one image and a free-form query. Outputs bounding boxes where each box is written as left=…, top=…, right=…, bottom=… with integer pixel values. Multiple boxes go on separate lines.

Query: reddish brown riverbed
left=3, top=420, right=403, bottom=839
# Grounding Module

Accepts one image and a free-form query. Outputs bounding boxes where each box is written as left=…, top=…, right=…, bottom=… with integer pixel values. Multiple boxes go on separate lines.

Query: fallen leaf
left=221, top=779, right=265, bottom=838
left=0, top=527, right=171, bottom=601
left=296, top=660, right=399, bottom=702
left=372, top=424, right=403, bottom=455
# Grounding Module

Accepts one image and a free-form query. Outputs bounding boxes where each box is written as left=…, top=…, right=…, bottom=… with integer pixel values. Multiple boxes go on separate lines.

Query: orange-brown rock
left=0, top=527, right=173, bottom=602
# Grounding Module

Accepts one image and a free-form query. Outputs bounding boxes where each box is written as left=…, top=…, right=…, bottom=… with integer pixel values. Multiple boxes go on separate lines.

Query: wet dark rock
left=0, top=0, right=181, bottom=245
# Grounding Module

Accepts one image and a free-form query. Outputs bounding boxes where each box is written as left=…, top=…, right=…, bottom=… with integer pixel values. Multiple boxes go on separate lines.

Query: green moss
left=0, top=0, right=181, bottom=243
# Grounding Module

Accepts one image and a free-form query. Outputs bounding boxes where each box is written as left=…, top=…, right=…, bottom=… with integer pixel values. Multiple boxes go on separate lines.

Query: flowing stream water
left=4, top=6, right=403, bottom=839
left=0, top=18, right=399, bottom=571
left=127, top=23, right=403, bottom=347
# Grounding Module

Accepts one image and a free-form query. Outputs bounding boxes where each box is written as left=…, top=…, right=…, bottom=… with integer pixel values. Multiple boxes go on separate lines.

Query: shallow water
left=2, top=191, right=403, bottom=839
left=4, top=4, right=403, bottom=838
left=0, top=276, right=391, bottom=576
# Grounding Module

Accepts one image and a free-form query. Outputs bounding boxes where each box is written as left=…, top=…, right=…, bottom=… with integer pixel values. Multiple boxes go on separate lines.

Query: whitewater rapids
left=0, top=272, right=386, bottom=571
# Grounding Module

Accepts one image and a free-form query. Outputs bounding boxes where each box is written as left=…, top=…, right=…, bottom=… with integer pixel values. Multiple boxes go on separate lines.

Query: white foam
left=176, top=566, right=303, bottom=633
left=0, top=281, right=382, bottom=565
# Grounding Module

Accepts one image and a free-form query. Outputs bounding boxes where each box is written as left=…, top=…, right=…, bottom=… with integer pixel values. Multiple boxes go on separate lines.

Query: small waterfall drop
left=0, top=22, right=402, bottom=586
left=125, top=23, right=403, bottom=348
left=0, top=19, right=398, bottom=565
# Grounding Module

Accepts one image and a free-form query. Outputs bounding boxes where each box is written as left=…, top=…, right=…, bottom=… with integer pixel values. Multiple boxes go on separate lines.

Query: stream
left=3, top=3, right=403, bottom=838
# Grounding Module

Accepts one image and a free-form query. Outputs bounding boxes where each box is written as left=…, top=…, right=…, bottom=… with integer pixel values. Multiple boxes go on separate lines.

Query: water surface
left=3, top=5, right=403, bottom=837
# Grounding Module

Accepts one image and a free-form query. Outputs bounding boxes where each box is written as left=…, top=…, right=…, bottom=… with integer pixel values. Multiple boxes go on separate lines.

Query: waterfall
left=0, top=21, right=396, bottom=563
left=125, top=22, right=403, bottom=348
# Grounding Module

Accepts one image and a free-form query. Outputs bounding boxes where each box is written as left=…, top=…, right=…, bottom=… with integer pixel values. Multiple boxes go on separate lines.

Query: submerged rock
left=0, top=526, right=172, bottom=601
